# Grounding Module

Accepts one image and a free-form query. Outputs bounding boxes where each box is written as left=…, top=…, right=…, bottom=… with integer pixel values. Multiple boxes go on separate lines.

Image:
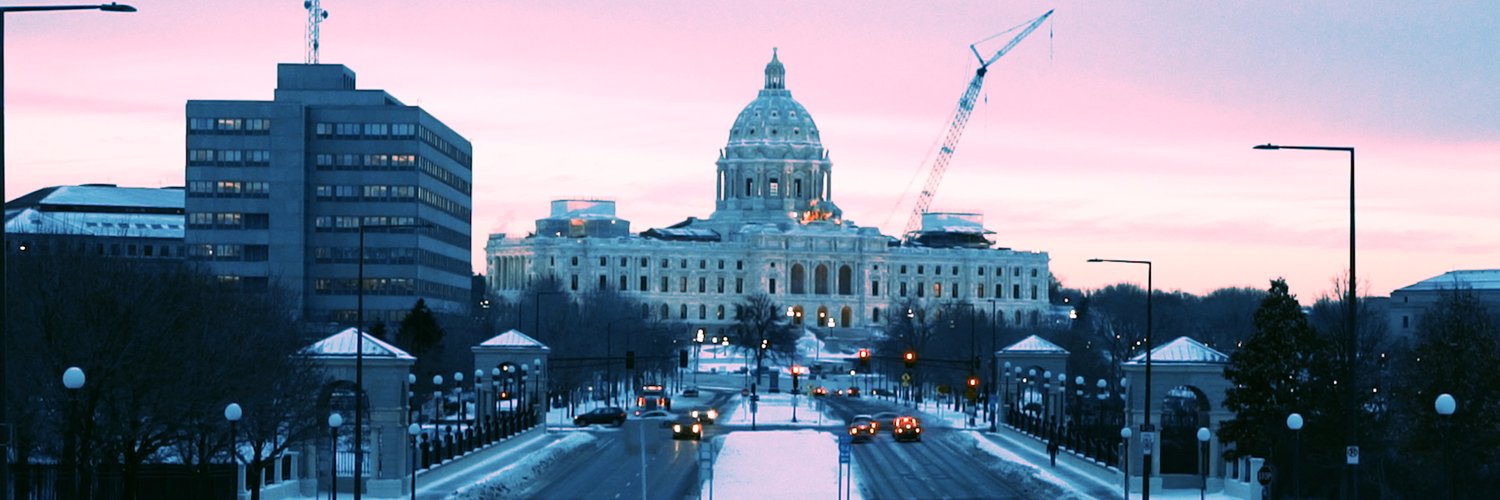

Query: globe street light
left=453, top=371, right=465, bottom=426
left=328, top=413, right=343, bottom=500
left=1197, top=427, right=1211, bottom=500
left=62, top=367, right=86, bottom=499
left=1287, top=413, right=1304, bottom=499
left=1435, top=393, right=1456, bottom=499
left=1088, top=257, right=1153, bottom=500
left=1255, top=142, right=1358, bottom=497
left=1120, top=426, right=1133, bottom=499
left=407, top=423, right=422, bottom=500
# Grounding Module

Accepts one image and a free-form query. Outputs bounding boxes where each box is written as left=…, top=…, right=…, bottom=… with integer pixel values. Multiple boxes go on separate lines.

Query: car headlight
left=673, top=424, right=682, bottom=432
left=691, top=411, right=699, bottom=418
left=707, top=410, right=718, bottom=419
left=693, top=424, right=701, bottom=433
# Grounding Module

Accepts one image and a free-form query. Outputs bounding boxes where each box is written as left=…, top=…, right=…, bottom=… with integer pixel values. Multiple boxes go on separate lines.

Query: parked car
left=574, top=407, right=626, bottom=427
left=681, top=386, right=701, bottom=397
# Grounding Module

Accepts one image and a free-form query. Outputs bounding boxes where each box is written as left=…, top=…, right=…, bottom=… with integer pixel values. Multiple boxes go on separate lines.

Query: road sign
left=1257, top=464, right=1274, bottom=486
left=1140, top=431, right=1157, bottom=450
left=1347, top=445, right=1360, bottom=465
left=838, top=435, right=852, bottom=464
left=901, top=373, right=912, bottom=382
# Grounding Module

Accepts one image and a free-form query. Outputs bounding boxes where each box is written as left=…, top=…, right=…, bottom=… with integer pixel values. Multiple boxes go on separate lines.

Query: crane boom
left=900, top=10, right=1053, bottom=241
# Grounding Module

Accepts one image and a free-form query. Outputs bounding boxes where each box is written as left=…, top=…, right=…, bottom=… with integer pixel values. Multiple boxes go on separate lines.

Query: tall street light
left=1253, top=142, right=1358, bottom=496
left=1287, top=412, right=1304, bottom=499
left=1435, top=393, right=1456, bottom=499
left=328, top=413, right=343, bottom=500
left=1088, top=258, right=1152, bottom=500
left=355, top=221, right=430, bottom=499
left=1, top=6, right=135, bottom=494
left=62, top=367, right=85, bottom=500
left=406, top=423, right=421, bottom=500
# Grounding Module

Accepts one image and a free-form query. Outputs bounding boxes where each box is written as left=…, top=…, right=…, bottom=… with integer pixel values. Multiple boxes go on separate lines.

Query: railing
left=334, top=450, right=372, bottom=475
left=1007, top=409, right=1123, bottom=469
left=415, top=406, right=542, bottom=472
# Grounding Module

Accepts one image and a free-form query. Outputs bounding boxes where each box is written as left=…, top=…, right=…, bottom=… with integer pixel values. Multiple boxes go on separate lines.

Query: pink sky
left=5, top=1, right=1497, bottom=299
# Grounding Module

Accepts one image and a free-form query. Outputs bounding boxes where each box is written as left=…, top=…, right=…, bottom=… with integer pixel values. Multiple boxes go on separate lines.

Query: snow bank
left=703, top=430, right=860, bottom=500
left=954, top=430, right=1088, bottom=499
left=443, top=432, right=596, bottom=499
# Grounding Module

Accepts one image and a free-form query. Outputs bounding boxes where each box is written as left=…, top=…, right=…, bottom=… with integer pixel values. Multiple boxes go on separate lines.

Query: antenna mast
left=304, top=0, right=330, bottom=64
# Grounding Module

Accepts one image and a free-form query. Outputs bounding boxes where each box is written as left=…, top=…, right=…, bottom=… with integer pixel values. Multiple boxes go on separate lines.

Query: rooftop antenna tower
left=304, top=0, right=329, bottom=63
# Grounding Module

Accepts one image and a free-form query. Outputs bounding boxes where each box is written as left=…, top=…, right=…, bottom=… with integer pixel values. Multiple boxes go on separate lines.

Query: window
left=917, top=282, right=925, bottom=298
left=1031, top=268, right=1038, bottom=277
left=933, top=282, right=942, bottom=297
left=1014, top=284, right=1021, bottom=299
left=598, top=275, right=607, bottom=289
left=977, top=285, right=985, bottom=298
left=392, top=123, right=417, bottom=137
left=871, top=280, right=881, bottom=296
left=189, top=118, right=214, bottom=131
left=996, top=284, right=1003, bottom=298
left=699, top=304, right=707, bottom=320
left=936, top=266, right=942, bottom=276
left=1031, top=285, right=1038, bottom=300
left=600, top=257, right=607, bottom=266
left=917, top=265, right=924, bottom=274
left=215, top=118, right=243, bottom=131
left=769, top=279, right=777, bottom=294
left=769, top=178, right=779, bottom=196
left=660, top=277, right=668, bottom=292
left=899, top=282, right=907, bottom=297
left=736, top=278, right=744, bottom=294
left=640, top=276, right=648, bottom=291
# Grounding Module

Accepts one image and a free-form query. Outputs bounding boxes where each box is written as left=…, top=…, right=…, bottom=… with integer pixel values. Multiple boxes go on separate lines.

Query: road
left=515, top=391, right=734, bottom=499
left=821, top=394, right=1038, bottom=499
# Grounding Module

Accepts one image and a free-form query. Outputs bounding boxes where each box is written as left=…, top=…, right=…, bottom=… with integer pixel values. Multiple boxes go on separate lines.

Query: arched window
left=814, top=264, right=829, bottom=295
left=790, top=264, right=806, bottom=295
left=840, top=306, right=852, bottom=327
left=837, top=265, right=853, bottom=295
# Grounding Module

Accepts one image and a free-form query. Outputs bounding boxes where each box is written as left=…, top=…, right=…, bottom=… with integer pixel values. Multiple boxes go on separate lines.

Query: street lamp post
left=988, top=299, right=999, bottom=431
left=225, top=403, right=242, bottom=495
left=1001, top=361, right=1011, bottom=428
left=1287, top=413, right=1304, bottom=500
left=62, top=367, right=85, bottom=500
left=1255, top=143, right=1358, bottom=497
left=2, top=7, right=136, bottom=494
left=407, top=423, right=421, bottom=500
left=453, top=371, right=464, bottom=427
left=532, top=358, right=543, bottom=424
left=328, top=413, right=343, bottom=500
left=1435, top=393, right=1456, bottom=499
left=1120, top=426, right=1132, bottom=499
left=431, top=375, right=444, bottom=427
left=1088, top=257, right=1153, bottom=500
left=1196, top=427, right=1211, bottom=500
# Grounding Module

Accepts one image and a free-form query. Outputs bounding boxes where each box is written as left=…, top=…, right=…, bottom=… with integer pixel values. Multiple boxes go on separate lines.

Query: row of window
left=312, top=215, right=423, bottom=231
left=187, top=212, right=270, bottom=230
left=314, top=184, right=418, bottom=202
left=893, top=281, right=1038, bottom=301
left=419, top=156, right=472, bottom=195
left=561, top=255, right=747, bottom=271
left=314, top=153, right=418, bottom=170
left=899, top=264, right=1040, bottom=278
left=418, top=187, right=470, bottom=219
left=418, top=127, right=472, bottom=169
left=312, top=246, right=470, bottom=276
left=214, top=275, right=270, bottom=292
left=188, top=243, right=270, bottom=262
left=187, top=149, right=272, bottom=167
left=189, top=117, right=271, bottom=135
left=187, top=180, right=271, bottom=198
left=314, top=122, right=419, bottom=140
left=312, top=277, right=468, bottom=302
left=9, top=238, right=182, bottom=259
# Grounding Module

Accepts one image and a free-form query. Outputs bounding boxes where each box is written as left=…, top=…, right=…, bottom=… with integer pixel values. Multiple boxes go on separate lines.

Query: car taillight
left=693, top=424, right=701, bottom=433
left=674, top=424, right=682, bottom=432
left=638, top=397, right=645, bottom=406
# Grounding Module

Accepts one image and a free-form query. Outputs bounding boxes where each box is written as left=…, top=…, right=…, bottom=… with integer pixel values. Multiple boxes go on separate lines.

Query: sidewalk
left=413, top=427, right=551, bottom=499
left=975, top=426, right=1123, bottom=499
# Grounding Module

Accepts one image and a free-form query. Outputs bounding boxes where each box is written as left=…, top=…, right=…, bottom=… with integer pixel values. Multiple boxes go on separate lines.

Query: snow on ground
left=442, top=432, right=596, bottom=499
left=959, top=430, right=1079, bottom=494
left=719, top=391, right=840, bottom=427
left=702, top=430, right=861, bottom=500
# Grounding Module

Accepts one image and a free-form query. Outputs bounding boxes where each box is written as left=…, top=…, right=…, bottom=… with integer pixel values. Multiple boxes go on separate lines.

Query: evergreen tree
left=397, top=298, right=445, bottom=357
left=1221, top=279, right=1338, bottom=462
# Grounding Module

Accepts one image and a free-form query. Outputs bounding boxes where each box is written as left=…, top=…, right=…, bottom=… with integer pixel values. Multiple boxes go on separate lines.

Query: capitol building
left=486, top=51, right=1051, bottom=338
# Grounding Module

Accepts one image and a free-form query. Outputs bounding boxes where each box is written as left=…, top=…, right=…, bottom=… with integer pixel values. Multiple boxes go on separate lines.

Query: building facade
left=4, top=184, right=185, bottom=261
left=486, top=52, right=1051, bottom=338
left=1387, top=269, right=1500, bottom=336
left=186, top=64, right=473, bottom=326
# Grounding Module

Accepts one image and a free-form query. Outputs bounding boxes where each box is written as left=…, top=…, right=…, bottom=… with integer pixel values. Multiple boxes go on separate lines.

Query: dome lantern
left=764, top=48, right=785, bottom=90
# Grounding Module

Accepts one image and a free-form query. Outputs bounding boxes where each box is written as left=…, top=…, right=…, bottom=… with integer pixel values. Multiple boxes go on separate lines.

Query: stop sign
left=1257, top=464, right=1274, bottom=486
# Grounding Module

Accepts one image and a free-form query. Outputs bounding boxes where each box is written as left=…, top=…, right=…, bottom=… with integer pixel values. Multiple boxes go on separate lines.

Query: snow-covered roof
left=548, top=199, right=616, bottom=219
left=1126, top=336, right=1228, bottom=364
left=1395, top=269, right=1500, bottom=292
left=1000, top=335, right=1068, bottom=354
left=305, top=328, right=416, bottom=360
left=477, top=329, right=550, bottom=350
left=38, top=185, right=184, bottom=210
left=918, top=212, right=994, bottom=235
left=4, top=208, right=184, bottom=238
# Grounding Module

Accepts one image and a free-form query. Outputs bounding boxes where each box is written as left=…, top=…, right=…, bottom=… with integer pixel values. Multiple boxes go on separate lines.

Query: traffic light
left=903, top=351, right=916, bottom=369
left=625, top=350, right=636, bottom=370
left=679, top=349, right=689, bottom=368
left=790, top=365, right=802, bottom=392
left=967, top=375, right=980, bottom=388
left=858, top=348, right=871, bottom=370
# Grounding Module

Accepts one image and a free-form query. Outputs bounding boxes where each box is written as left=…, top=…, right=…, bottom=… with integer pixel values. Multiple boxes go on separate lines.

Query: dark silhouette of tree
left=397, top=298, right=445, bottom=357
left=1221, top=279, right=1340, bottom=493
left=730, top=294, right=797, bottom=385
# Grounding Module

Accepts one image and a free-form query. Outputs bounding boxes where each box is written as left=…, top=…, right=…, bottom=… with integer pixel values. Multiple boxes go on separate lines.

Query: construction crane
left=899, top=10, right=1053, bottom=242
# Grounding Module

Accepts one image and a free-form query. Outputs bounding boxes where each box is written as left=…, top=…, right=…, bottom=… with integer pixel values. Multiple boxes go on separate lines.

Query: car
left=873, top=411, right=901, bottom=429
left=574, top=407, right=626, bottom=427
left=681, top=387, right=701, bottom=397
left=847, top=416, right=877, bottom=443
left=813, top=387, right=828, bottom=397
left=893, top=416, right=923, bottom=442
left=846, top=387, right=861, bottom=398
left=688, top=407, right=718, bottom=425
left=670, top=416, right=703, bottom=440
left=638, top=409, right=675, bottom=427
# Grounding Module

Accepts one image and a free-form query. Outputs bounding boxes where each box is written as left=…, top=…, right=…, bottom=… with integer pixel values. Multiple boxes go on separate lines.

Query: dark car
left=670, top=416, right=703, bottom=440
left=681, top=386, right=701, bottom=397
left=873, top=412, right=900, bottom=429
left=848, top=416, right=877, bottom=443
left=893, top=416, right=923, bottom=442
left=574, top=407, right=626, bottom=427
left=846, top=387, right=861, bottom=398
left=688, top=407, right=718, bottom=425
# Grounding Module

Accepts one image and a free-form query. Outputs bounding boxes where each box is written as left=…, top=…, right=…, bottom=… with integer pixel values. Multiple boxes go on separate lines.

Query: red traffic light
left=903, top=351, right=915, bottom=362
left=967, top=377, right=980, bottom=387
